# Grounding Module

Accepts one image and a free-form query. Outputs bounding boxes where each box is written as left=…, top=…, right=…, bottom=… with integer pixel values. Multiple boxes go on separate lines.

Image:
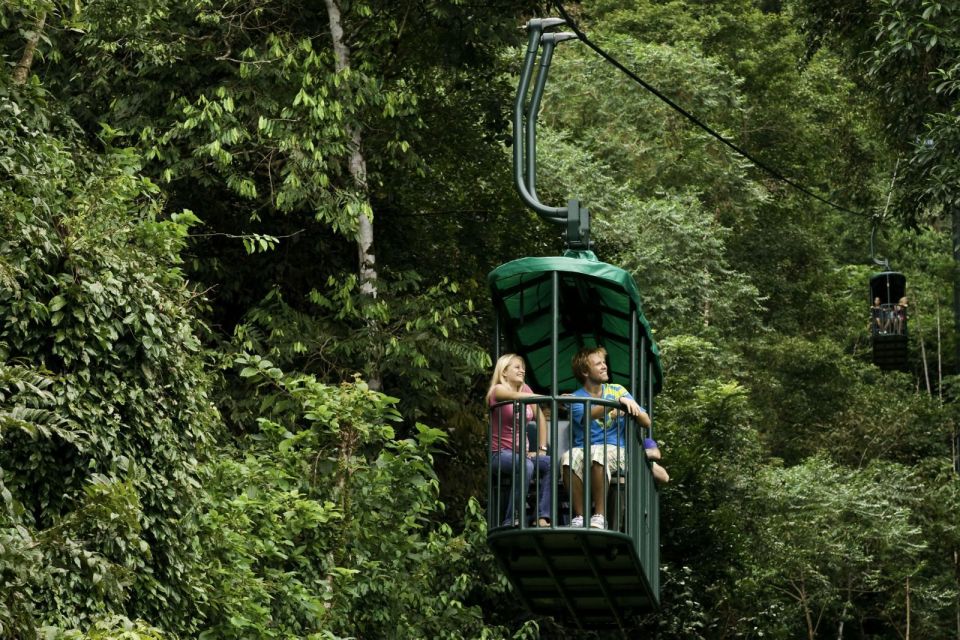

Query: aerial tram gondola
left=486, top=18, right=663, bottom=630
left=868, top=222, right=908, bottom=371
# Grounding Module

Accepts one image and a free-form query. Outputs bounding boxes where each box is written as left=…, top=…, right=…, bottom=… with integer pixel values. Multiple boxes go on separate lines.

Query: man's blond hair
left=571, top=346, right=607, bottom=385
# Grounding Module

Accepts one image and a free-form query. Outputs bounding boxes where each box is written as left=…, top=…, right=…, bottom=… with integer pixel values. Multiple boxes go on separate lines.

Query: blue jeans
left=492, top=450, right=552, bottom=525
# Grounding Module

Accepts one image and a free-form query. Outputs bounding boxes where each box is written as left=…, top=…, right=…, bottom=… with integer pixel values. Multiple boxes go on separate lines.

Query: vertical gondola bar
left=648, top=358, right=659, bottom=596
left=583, top=397, right=592, bottom=525
left=626, top=310, right=638, bottom=540
left=639, top=336, right=650, bottom=563
left=551, top=271, right=560, bottom=527
left=490, top=312, right=500, bottom=528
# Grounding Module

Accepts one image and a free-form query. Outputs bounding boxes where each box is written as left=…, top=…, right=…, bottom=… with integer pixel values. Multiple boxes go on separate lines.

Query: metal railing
left=487, top=395, right=655, bottom=537
left=870, top=303, right=908, bottom=337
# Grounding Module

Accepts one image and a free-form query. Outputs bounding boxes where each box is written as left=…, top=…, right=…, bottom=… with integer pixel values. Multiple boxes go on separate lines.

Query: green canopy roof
left=489, top=251, right=663, bottom=396
left=869, top=271, right=906, bottom=304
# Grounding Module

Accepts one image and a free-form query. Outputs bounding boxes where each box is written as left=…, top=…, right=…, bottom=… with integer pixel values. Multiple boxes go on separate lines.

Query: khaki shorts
left=561, top=444, right=626, bottom=482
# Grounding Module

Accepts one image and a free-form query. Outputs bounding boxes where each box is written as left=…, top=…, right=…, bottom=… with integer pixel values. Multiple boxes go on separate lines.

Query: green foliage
left=48, top=615, right=169, bottom=640
left=542, top=36, right=758, bottom=208
left=527, top=34, right=770, bottom=339
left=865, top=0, right=960, bottom=215
left=743, top=458, right=931, bottom=638
left=4, top=0, right=542, bottom=340
left=228, top=272, right=490, bottom=423
left=798, top=0, right=960, bottom=216
left=0, top=81, right=218, bottom=635
left=653, top=335, right=766, bottom=633
left=198, top=356, right=516, bottom=639
left=744, top=333, right=952, bottom=466
left=600, top=192, right=764, bottom=338
left=906, top=460, right=960, bottom=636
left=4, top=0, right=960, bottom=638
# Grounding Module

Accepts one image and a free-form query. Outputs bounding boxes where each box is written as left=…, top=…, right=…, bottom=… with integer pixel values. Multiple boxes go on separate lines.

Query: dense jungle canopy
left=2, top=0, right=960, bottom=637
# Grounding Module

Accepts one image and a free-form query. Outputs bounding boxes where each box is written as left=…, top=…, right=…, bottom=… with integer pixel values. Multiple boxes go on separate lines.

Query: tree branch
left=12, top=12, right=47, bottom=85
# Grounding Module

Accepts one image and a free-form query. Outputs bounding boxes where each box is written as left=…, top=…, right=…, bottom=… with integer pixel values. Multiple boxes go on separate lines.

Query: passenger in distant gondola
left=561, top=347, right=667, bottom=530
left=870, top=297, right=884, bottom=335
left=487, top=354, right=552, bottom=528
left=894, top=296, right=908, bottom=335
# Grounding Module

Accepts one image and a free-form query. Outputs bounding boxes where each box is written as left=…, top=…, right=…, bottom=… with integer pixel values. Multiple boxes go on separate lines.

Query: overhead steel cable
left=552, top=1, right=873, bottom=219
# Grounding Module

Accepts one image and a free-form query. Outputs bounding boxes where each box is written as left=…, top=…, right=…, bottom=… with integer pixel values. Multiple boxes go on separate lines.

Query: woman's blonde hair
left=486, top=353, right=523, bottom=402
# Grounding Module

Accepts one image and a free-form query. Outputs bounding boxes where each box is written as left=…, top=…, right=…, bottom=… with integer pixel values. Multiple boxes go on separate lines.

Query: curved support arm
left=512, top=19, right=590, bottom=249
left=514, top=22, right=566, bottom=221
left=525, top=40, right=555, bottom=204
left=870, top=221, right=891, bottom=270
left=526, top=33, right=580, bottom=205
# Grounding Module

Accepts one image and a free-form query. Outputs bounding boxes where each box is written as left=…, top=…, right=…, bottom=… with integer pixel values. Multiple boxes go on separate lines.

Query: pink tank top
left=489, top=384, right=534, bottom=453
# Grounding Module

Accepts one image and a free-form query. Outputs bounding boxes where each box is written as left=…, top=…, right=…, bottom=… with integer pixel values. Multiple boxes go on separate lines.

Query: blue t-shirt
left=569, top=384, right=645, bottom=448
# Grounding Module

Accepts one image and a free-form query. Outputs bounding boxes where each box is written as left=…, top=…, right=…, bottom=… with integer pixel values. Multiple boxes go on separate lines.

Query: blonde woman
left=894, top=296, right=908, bottom=335
left=487, top=354, right=552, bottom=527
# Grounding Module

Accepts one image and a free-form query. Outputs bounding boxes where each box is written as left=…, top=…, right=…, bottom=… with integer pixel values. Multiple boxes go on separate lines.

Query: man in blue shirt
left=561, top=346, right=652, bottom=529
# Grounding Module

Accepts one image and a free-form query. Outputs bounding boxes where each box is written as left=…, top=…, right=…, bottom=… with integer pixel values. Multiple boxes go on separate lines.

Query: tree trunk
left=955, top=550, right=960, bottom=639
left=917, top=303, right=931, bottom=395
left=906, top=576, right=911, bottom=640
left=323, top=0, right=377, bottom=297
left=952, top=206, right=960, bottom=367
left=937, top=302, right=943, bottom=402
left=323, top=0, right=381, bottom=390
left=838, top=591, right=852, bottom=640
left=12, top=12, right=46, bottom=85
left=954, top=428, right=959, bottom=474
left=797, top=579, right=816, bottom=640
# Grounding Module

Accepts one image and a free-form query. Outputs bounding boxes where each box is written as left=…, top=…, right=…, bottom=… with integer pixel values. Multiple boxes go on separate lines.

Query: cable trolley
left=486, top=18, right=663, bottom=630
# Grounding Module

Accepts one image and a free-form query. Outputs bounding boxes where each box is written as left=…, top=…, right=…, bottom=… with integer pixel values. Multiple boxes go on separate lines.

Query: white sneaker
left=569, top=515, right=584, bottom=528
left=589, top=514, right=607, bottom=529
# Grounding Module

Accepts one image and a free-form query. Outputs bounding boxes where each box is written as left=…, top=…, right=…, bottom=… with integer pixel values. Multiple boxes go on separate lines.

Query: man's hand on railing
left=617, top=396, right=651, bottom=428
